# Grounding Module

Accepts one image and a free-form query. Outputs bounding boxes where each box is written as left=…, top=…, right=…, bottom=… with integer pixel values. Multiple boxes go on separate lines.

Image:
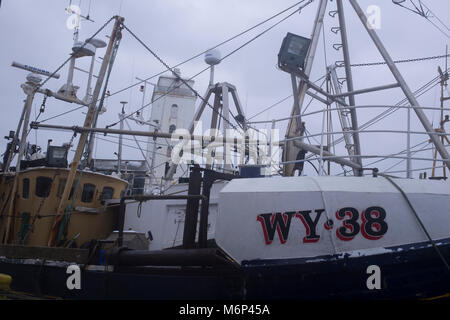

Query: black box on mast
left=278, top=32, right=311, bottom=71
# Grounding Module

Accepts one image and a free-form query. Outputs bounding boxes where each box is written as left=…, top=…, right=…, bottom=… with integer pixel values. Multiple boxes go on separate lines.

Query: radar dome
left=204, top=49, right=221, bottom=65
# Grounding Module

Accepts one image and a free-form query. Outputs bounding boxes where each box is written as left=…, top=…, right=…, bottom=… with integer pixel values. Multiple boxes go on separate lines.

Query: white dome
left=204, top=49, right=221, bottom=65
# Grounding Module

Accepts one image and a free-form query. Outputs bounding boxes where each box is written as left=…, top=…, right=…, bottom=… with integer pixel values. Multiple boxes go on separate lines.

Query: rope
left=106, top=2, right=314, bottom=130
left=96, top=0, right=313, bottom=106
left=380, top=173, right=450, bottom=273
left=37, top=1, right=314, bottom=126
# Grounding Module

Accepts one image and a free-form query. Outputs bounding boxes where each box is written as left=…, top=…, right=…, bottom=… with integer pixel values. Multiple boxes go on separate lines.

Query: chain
left=337, top=54, right=450, bottom=68
left=39, top=94, right=47, bottom=114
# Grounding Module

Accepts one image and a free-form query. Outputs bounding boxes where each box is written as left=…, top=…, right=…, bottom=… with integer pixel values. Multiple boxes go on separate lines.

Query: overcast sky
left=1, top=0, right=450, bottom=177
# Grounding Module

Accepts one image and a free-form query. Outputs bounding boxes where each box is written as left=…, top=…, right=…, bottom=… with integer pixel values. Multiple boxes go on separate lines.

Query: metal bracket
left=333, top=43, right=343, bottom=51
left=331, top=27, right=341, bottom=34
left=329, top=10, right=338, bottom=18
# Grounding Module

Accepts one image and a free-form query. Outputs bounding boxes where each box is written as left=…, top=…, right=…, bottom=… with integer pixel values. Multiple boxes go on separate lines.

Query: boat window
left=57, top=179, right=75, bottom=200
left=101, top=186, right=114, bottom=201
left=22, top=178, right=30, bottom=199
left=81, top=183, right=96, bottom=203
left=35, top=176, right=53, bottom=198
left=57, top=179, right=66, bottom=198
left=170, top=104, right=178, bottom=119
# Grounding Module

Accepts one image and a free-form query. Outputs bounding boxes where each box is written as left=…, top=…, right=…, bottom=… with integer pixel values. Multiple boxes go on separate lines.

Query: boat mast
left=282, top=0, right=328, bottom=176
left=117, top=101, right=127, bottom=174
left=335, top=0, right=363, bottom=176
left=431, top=65, right=450, bottom=178
left=47, top=16, right=124, bottom=247
left=349, top=0, right=450, bottom=172
left=3, top=74, right=42, bottom=243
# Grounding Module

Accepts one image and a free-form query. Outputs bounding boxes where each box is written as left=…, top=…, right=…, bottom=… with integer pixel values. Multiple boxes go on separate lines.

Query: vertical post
left=3, top=100, right=28, bottom=173
left=118, top=197, right=126, bottom=247
left=182, top=166, right=202, bottom=249
left=198, top=173, right=213, bottom=248
left=336, top=0, right=363, bottom=175
left=349, top=0, right=450, bottom=171
left=16, top=94, right=35, bottom=169
left=118, top=102, right=127, bottom=174
left=149, top=120, right=159, bottom=189
left=221, top=84, right=231, bottom=172
left=406, top=105, right=412, bottom=178
left=209, top=65, right=215, bottom=86
left=85, top=54, right=96, bottom=103
left=66, top=29, right=79, bottom=96
left=440, top=66, right=446, bottom=178
left=319, top=108, right=326, bottom=176
left=290, top=74, right=301, bottom=124
left=206, top=91, right=221, bottom=170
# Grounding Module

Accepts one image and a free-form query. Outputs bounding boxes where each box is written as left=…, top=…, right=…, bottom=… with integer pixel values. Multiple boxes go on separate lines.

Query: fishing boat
left=0, top=0, right=449, bottom=300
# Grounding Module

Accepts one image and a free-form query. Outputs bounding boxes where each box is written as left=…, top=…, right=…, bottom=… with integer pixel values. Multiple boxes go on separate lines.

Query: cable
left=247, top=95, right=293, bottom=121
left=392, top=0, right=450, bottom=38
left=419, top=1, right=450, bottom=38
left=328, top=67, right=448, bottom=150
left=107, top=3, right=312, bottom=130
left=36, top=105, right=85, bottom=123
left=420, top=1, right=450, bottom=33
left=101, top=0, right=313, bottom=103
left=380, top=174, right=450, bottom=273
left=247, top=74, right=326, bottom=122
left=32, top=16, right=117, bottom=124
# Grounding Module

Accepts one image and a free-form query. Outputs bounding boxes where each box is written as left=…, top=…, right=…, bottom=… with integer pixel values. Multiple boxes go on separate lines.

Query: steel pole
left=336, top=0, right=363, bottom=175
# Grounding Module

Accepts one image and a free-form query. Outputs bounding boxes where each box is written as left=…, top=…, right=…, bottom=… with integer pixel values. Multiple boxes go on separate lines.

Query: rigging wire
left=100, top=0, right=313, bottom=104
left=419, top=0, right=450, bottom=33
left=247, top=74, right=326, bottom=121
left=37, top=1, right=313, bottom=127
left=419, top=0, right=450, bottom=39
left=248, top=52, right=446, bottom=123
left=247, top=95, right=293, bottom=121
left=34, top=16, right=115, bottom=93
left=338, top=139, right=431, bottom=176
left=105, top=2, right=312, bottom=130
left=392, top=0, right=450, bottom=39
left=327, top=67, right=450, bottom=151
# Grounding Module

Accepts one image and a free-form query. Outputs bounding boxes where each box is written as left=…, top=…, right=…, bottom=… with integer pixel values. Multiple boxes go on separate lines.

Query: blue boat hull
left=1, top=238, right=449, bottom=300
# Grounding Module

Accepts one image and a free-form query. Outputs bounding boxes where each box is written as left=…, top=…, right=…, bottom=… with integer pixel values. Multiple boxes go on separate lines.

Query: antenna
left=11, top=62, right=60, bottom=79
left=61, top=0, right=98, bottom=99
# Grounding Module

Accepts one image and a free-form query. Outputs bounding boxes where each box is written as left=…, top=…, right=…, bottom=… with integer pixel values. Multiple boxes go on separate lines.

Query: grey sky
left=1, top=0, right=449, bottom=176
